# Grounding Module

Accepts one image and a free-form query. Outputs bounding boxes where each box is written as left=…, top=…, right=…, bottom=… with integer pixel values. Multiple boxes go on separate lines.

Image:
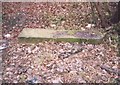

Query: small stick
left=100, top=65, right=120, bottom=76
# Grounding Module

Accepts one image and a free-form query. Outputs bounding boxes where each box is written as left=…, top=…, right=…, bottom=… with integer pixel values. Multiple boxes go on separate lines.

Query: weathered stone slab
left=18, top=28, right=104, bottom=44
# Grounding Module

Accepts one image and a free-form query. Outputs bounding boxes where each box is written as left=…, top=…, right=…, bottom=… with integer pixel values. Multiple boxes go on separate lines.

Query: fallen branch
left=100, top=65, right=120, bottom=76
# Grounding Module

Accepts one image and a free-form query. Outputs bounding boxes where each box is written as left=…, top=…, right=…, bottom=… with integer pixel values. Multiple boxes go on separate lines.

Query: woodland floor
left=2, top=37, right=119, bottom=83
left=1, top=2, right=119, bottom=83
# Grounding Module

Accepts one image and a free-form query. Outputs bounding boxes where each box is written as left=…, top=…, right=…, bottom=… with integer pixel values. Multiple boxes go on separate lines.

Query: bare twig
left=100, top=65, right=120, bottom=75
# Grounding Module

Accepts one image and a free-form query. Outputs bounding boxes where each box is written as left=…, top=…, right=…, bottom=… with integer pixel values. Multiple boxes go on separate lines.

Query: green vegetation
left=67, top=30, right=78, bottom=35
left=19, top=37, right=102, bottom=44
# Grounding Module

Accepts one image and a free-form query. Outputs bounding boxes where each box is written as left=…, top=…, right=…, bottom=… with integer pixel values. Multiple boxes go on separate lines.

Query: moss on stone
left=19, top=37, right=102, bottom=44
left=67, top=30, right=78, bottom=35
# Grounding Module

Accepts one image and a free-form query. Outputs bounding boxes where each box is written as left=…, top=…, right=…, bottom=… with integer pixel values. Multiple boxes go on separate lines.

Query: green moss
left=67, top=30, right=78, bottom=35
left=18, top=37, right=102, bottom=44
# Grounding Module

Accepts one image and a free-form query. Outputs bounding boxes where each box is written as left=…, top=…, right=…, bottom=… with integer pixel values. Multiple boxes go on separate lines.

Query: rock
left=19, top=29, right=103, bottom=44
